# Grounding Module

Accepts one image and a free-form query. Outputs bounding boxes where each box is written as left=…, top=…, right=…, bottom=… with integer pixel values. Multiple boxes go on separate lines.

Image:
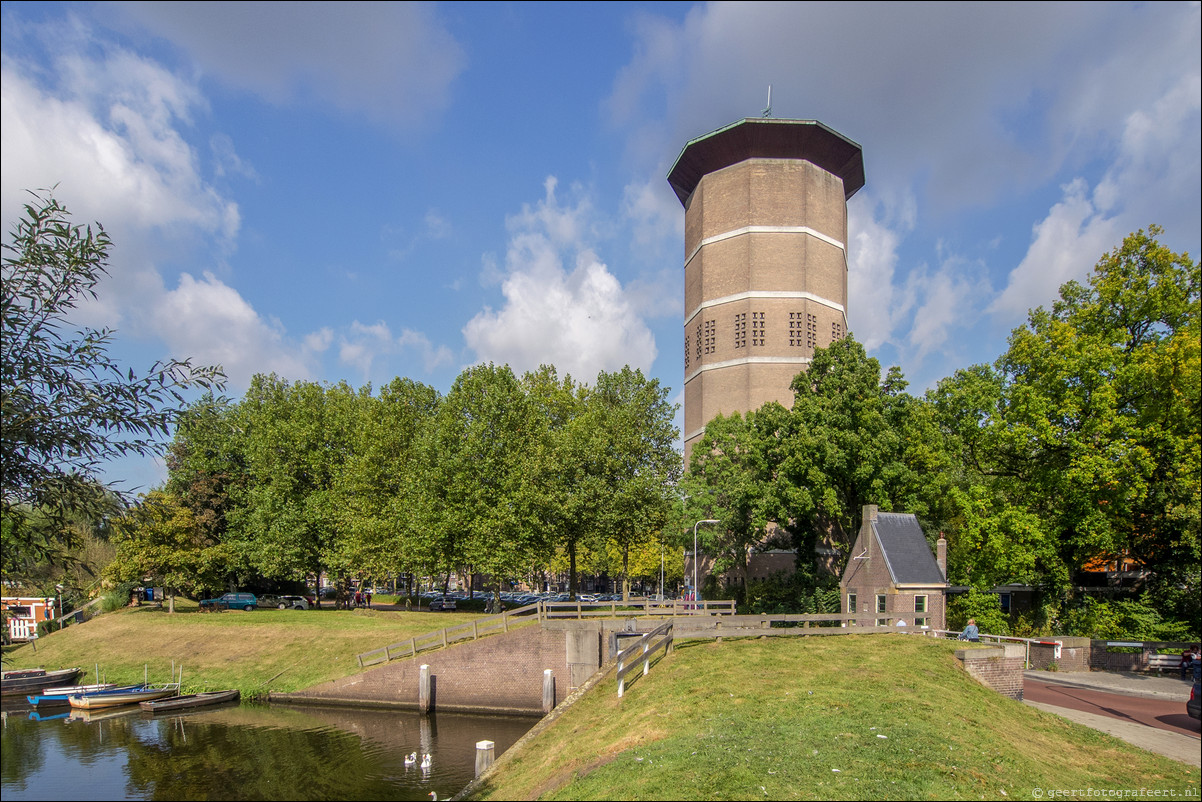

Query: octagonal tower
left=669, top=118, right=864, bottom=460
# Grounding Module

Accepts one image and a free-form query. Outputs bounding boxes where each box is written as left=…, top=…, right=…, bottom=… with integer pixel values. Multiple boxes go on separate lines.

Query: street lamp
left=54, top=584, right=63, bottom=624
left=692, top=519, right=720, bottom=609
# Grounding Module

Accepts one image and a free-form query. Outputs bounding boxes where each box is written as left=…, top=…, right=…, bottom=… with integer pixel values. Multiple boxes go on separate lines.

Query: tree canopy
left=1, top=192, right=223, bottom=576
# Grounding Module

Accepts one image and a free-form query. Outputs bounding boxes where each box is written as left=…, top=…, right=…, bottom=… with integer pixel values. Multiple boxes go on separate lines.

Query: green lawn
left=2, top=598, right=488, bottom=696
left=471, top=634, right=1197, bottom=801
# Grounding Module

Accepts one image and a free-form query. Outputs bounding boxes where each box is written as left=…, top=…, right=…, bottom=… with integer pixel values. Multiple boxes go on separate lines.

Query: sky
left=2, top=1, right=1200, bottom=492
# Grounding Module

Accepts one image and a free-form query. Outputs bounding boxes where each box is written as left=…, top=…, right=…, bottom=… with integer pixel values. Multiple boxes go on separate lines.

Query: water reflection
left=2, top=699, right=535, bottom=801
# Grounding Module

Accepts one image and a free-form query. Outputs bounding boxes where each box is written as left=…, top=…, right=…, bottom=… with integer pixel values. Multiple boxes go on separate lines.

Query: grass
left=1, top=597, right=491, bottom=697
left=471, top=634, right=1197, bottom=801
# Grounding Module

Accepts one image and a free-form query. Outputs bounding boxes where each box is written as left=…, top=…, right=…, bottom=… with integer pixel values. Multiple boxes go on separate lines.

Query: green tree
left=330, top=377, right=439, bottom=584
left=106, top=490, right=233, bottom=612
left=1, top=192, right=223, bottom=576
left=420, top=364, right=551, bottom=594
left=775, top=337, right=940, bottom=572
left=590, top=367, right=681, bottom=599
left=933, top=228, right=1200, bottom=593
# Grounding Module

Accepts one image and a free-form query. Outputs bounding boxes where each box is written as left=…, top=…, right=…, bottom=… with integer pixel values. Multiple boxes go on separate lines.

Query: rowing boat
left=1, top=668, right=81, bottom=696
left=28, top=683, right=128, bottom=705
left=68, top=684, right=179, bottom=709
left=139, top=689, right=240, bottom=713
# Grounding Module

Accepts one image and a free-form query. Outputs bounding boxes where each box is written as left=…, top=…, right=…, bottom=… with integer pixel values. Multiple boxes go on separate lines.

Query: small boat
left=28, top=683, right=127, bottom=706
left=1, top=668, right=81, bottom=696
left=69, top=684, right=179, bottom=710
left=139, top=689, right=239, bottom=713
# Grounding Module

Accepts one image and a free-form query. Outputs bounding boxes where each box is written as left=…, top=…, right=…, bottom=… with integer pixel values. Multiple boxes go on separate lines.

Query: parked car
left=427, top=597, right=457, bottom=612
left=1188, top=677, right=1200, bottom=721
left=276, top=595, right=309, bottom=610
left=200, top=592, right=258, bottom=611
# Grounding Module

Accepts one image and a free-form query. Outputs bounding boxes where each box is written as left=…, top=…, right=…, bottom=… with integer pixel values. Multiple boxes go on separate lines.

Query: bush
left=947, top=588, right=1010, bottom=635
left=101, top=580, right=139, bottom=613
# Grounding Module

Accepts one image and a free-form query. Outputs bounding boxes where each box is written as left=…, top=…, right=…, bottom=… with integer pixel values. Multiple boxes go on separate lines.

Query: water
left=1, top=699, right=536, bottom=801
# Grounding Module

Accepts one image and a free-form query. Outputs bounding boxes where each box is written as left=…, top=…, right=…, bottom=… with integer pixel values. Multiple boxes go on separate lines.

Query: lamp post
left=54, top=584, right=63, bottom=622
left=692, top=519, right=720, bottom=609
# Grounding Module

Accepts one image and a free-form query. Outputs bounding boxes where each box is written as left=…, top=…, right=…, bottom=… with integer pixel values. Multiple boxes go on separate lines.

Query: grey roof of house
left=874, top=513, right=946, bottom=585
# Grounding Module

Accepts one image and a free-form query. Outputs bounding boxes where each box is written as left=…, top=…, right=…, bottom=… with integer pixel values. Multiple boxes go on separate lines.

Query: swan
left=404, top=752, right=417, bottom=765
left=420, top=753, right=432, bottom=769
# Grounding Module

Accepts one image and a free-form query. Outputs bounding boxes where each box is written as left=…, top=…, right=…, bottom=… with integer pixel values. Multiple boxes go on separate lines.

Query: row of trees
left=682, top=228, right=1199, bottom=632
left=107, top=364, right=682, bottom=605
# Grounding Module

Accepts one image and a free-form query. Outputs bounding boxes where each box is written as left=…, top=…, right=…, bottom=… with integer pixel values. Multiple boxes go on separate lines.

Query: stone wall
left=1027, top=637, right=1090, bottom=671
left=955, top=643, right=1025, bottom=700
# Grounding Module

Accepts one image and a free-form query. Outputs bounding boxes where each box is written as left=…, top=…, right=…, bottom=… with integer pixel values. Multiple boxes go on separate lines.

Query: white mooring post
left=542, top=669, right=555, bottom=712
left=419, top=664, right=431, bottom=712
left=475, top=740, right=495, bottom=777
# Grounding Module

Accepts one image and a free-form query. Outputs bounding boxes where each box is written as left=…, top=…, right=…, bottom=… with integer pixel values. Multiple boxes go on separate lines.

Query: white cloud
left=152, top=272, right=313, bottom=386
left=113, top=2, right=467, bottom=130
left=464, top=178, right=658, bottom=381
left=338, top=320, right=453, bottom=381
left=989, top=179, right=1120, bottom=320
left=847, top=195, right=908, bottom=350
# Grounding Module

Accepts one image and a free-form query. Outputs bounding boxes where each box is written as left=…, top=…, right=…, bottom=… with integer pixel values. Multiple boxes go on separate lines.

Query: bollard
left=542, top=669, right=554, bottom=713
left=419, top=664, right=430, bottom=713
left=475, top=740, right=495, bottom=777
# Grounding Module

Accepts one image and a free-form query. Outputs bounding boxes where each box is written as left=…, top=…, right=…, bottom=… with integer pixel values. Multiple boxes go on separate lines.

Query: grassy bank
left=1, top=599, right=489, bottom=697
left=471, top=635, right=1196, bottom=801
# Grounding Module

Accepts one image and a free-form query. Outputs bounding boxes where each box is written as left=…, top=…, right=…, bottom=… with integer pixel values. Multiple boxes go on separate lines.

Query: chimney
left=862, top=504, right=878, bottom=526
left=937, top=534, right=947, bottom=580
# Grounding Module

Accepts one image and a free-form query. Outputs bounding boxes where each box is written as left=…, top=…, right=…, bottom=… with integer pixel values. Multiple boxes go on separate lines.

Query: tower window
left=832, top=321, right=844, bottom=343
left=684, top=334, right=690, bottom=370
left=807, top=314, right=817, bottom=352
left=695, top=321, right=703, bottom=362
left=734, top=313, right=746, bottom=349
left=703, top=320, right=716, bottom=354
left=751, top=312, right=765, bottom=347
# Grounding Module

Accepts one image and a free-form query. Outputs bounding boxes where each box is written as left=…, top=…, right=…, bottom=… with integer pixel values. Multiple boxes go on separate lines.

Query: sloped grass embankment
left=2, top=599, right=484, bottom=696
left=470, top=635, right=1197, bottom=801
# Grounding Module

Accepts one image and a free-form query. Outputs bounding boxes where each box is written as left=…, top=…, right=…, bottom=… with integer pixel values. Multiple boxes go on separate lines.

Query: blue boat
left=28, top=683, right=131, bottom=706
left=69, top=683, right=178, bottom=709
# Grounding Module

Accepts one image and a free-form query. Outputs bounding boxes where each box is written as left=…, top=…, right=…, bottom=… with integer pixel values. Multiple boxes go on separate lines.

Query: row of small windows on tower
left=687, top=312, right=845, bottom=365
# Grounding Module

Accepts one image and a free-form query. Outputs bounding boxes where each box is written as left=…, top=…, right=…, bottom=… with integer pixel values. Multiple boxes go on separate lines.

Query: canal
left=1, top=699, right=537, bottom=800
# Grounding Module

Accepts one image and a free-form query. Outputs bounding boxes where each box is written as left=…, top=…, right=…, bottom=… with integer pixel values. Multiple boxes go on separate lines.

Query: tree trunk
left=568, top=542, right=578, bottom=600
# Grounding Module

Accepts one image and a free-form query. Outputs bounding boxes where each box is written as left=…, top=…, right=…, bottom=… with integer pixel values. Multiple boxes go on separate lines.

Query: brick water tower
left=669, top=118, right=864, bottom=459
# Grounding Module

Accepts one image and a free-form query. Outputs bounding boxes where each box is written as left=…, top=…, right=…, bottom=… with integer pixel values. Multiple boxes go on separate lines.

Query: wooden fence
left=616, top=620, right=674, bottom=697
left=542, top=598, right=736, bottom=619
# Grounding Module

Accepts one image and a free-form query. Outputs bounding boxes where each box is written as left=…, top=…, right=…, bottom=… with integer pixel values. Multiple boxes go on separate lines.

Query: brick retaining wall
left=956, top=644, right=1025, bottom=700
left=275, top=624, right=572, bottom=715
left=1027, top=636, right=1090, bottom=671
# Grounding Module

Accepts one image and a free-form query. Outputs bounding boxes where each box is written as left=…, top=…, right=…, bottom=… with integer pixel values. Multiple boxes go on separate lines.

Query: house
left=1, top=596, right=57, bottom=642
left=840, top=505, right=948, bottom=630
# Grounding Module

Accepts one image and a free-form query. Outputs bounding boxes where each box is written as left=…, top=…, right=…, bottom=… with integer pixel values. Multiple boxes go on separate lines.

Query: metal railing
left=616, top=620, right=673, bottom=697
left=355, top=602, right=541, bottom=668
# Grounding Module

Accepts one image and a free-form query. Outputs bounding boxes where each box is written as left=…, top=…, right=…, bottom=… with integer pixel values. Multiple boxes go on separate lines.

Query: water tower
left=668, top=117, right=864, bottom=459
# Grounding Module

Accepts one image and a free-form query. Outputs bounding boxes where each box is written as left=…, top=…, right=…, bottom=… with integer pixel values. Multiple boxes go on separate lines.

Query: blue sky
left=3, top=2, right=1200, bottom=491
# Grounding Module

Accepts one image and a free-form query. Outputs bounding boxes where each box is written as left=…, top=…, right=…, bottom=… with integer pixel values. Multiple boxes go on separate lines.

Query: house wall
left=839, top=512, right=946, bottom=630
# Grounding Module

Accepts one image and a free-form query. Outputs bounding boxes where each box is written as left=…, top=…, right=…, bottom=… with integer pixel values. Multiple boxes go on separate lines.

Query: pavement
left=1023, top=669, right=1199, bottom=767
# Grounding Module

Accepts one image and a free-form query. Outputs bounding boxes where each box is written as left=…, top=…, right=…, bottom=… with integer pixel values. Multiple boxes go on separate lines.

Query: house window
left=876, top=618, right=888, bottom=627
left=876, top=594, right=886, bottom=614
left=9, top=606, right=32, bottom=618
left=914, top=617, right=929, bottom=627
left=999, top=593, right=1011, bottom=613
left=847, top=592, right=857, bottom=615
left=914, top=595, right=927, bottom=613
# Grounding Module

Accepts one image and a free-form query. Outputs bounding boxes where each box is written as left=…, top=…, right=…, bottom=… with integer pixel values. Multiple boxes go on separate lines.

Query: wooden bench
left=1147, top=653, right=1182, bottom=674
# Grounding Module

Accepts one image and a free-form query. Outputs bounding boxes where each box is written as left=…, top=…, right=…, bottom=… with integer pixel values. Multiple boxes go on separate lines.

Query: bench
left=1147, top=653, right=1182, bottom=674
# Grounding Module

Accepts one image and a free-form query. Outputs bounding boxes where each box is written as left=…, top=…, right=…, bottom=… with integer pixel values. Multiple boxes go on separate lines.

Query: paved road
left=1022, top=671, right=1199, bottom=766
left=1026, top=678, right=1199, bottom=738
